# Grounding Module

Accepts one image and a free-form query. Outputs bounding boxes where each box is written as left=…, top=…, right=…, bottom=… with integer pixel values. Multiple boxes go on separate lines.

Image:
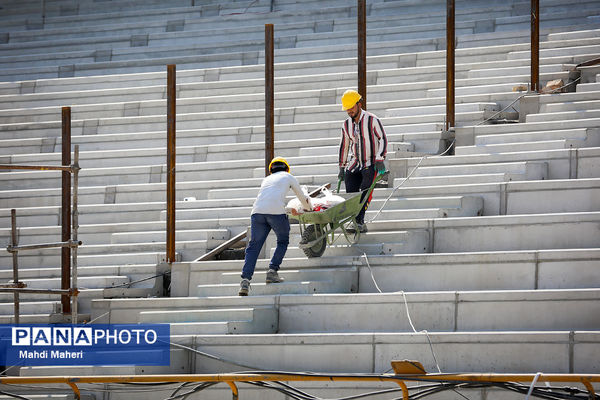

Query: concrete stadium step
left=0, top=301, right=59, bottom=315
left=385, top=102, right=498, bottom=118
left=541, top=99, right=600, bottom=113
left=0, top=25, right=590, bottom=82
left=0, top=264, right=162, bottom=285
left=455, top=117, right=600, bottom=143
left=219, top=266, right=358, bottom=286
left=0, top=245, right=183, bottom=269
left=362, top=211, right=600, bottom=253
left=455, top=138, right=596, bottom=155
left=410, top=161, right=548, bottom=179
left=395, top=172, right=540, bottom=187
left=19, top=330, right=600, bottom=375
left=0, top=313, right=90, bottom=324
left=0, top=220, right=229, bottom=246
left=196, top=280, right=347, bottom=297
left=139, top=306, right=278, bottom=335
left=124, top=248, right=600, bottom=298
left=279, top=230, right=430, bottom=258
left=391, top=146, right=600, bottom=182
left=17, top=275, right=130, bottom=290
left=473, top=127, right=599, bottom=145
left=0, top=55, right=581, bottom=107
left=275, top=289, right=600, bottom=333
left=110, top=228, right=229, bottom=244
left=527, top=109, right=600, bottom=123
left=349, top=249, right=600, bottom=293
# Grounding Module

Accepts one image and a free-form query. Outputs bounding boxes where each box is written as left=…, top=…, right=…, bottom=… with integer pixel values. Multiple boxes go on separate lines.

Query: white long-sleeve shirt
left=251, top=171, right=312, bottom=215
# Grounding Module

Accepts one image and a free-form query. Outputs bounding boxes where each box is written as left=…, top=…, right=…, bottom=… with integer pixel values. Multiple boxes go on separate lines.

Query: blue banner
left=0, top=324, right=170, bottom=366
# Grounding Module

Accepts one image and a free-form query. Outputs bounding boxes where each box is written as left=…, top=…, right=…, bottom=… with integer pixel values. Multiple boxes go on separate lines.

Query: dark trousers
left=344, top=165, right=376, bottom=224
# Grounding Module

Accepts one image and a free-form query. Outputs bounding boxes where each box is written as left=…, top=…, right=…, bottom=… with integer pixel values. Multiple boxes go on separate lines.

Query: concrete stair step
left=220, top=266, right=358, bottom=285
left=366, top=211, right=600, bottom=253
left=385, top=102, right=499, bottom=117
left=541, top=99, right=600, bottom=112
left=0, top=313, right=91, bottom=324
left=473, top=127, right=598, bottom=144
left=455, top=138, right=594, bottom=155
left=110, top=228, right=229, bottom=244
left=0, top=250, right=174, bottom=269
left=17, top=275, right=130, bottom=290
left=412, top=161, right=548, bottom=178
left=0, top=301, right=59, bottom=315
left=19, top=330, right=600, bottom=375
left=273, top=289, right=600, bottom=333
left=140, top=306, right=278, bottom=335
left=527, top=108, right=600, bottom=122
left=395, top=172, right=537, bottom=187
left=106, top=247, right=600, bottom=304
left=167, top=319, right=275, bottom=335
left=279, top=230, right=430, bottom=258
left=196, top=280, right=346, bottom=297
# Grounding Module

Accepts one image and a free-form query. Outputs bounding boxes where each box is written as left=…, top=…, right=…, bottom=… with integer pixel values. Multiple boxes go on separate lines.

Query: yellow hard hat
left=269, top=156, right=290, bottom=173
left=341, top=89, right=362, bottom=110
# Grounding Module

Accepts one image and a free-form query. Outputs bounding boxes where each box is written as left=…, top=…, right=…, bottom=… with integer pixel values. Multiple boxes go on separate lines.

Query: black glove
left=338, top=167, right=345, bottom=180
left=374, top=160, right=386, bottom=174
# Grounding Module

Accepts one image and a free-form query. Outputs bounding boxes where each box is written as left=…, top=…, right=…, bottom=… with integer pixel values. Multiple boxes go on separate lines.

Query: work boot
left=266, top=269, right=284, bottom=284
left=238, top=279, right=250, bottom=296
left=357, top=223, right=368, bottom=233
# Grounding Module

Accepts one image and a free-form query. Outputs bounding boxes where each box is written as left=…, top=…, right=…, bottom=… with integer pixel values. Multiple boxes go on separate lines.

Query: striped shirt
left=338, top=110, right=387, bottom=172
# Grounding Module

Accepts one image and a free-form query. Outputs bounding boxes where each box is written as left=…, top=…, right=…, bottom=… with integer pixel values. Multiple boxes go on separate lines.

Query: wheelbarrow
left=288, top=172, right=385, bottom=258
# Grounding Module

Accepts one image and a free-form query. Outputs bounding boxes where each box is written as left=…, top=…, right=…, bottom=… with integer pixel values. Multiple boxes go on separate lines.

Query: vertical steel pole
left=531, top=0, right=540, bottom=92
left=358, top=0, right=367, bottom=110
left=265, top=24, right=274, bottom=176
left=166, top=64, right=176, bottom=264
left=71, top=145, right=80, bottom=324
left=61, top=107, right=71, bottom=314
left=446, top=0, right=455, bottom=131
left=10, top=209, right=19, bottom=324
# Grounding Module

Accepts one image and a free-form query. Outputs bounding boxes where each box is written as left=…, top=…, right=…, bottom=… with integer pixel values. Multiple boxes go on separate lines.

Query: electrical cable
left=0, top=390, right=32, bottom=400
left=366, top=138, right=455, bottom=225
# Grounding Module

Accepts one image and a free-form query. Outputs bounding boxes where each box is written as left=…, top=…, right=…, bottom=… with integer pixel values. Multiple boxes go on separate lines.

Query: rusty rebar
left=10, top=209, right=19, bottom=324
left=358, top=0, right=367, bottom=109
left=531, top=0, right=540, bottom=92
left=446, top=0, right=455, bottom=131
left=61, top=106, right=71, bottom=314
left=265, top=23, right=274, bottom=176
left=167, top=64, right=176, bottom=264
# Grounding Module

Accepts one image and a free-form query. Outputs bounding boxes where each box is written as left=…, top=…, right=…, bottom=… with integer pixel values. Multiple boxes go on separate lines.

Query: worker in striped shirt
left=338, top=89, right=387, bottom=233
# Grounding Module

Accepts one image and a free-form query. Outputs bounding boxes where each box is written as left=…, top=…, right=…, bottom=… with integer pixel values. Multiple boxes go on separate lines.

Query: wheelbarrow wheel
left=300, top=224, right=327, bottom=258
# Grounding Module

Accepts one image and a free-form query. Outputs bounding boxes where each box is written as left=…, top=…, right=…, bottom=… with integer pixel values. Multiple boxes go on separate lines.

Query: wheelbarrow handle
left=336, top=177, right=342, bottom=193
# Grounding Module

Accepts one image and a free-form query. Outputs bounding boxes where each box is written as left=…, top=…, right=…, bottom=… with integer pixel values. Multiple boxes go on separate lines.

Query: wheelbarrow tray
left=288, top=172, right=385, bottom=257
left=290, top=190, right=364, bottom=226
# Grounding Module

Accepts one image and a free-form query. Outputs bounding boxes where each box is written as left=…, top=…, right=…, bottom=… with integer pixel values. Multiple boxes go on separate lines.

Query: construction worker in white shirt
left=239, top=157, right=312, bottom=296
left=338, top=89, right=387, bottom=233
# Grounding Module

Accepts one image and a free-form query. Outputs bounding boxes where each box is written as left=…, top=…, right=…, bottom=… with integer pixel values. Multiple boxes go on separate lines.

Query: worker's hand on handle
left=338, top=167, right=345, bottom=181
left=375, top=160, right=386, bottom=175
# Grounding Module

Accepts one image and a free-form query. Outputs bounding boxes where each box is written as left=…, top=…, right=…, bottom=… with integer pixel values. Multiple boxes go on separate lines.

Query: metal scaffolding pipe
left=531, top=0, right=540, bottom=92
left=166, top=64, right=176, bottom=264
left=10, top=210, right=19, bottom=324
left=71, top=145, right=80, bottom=323
left=358, top=0, right=367, bottom=109
left=61, top=106, right=71, bottom=314
left=265, top=23, right=275, bottom=176
left=446, top=0, right=455, bottom=131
